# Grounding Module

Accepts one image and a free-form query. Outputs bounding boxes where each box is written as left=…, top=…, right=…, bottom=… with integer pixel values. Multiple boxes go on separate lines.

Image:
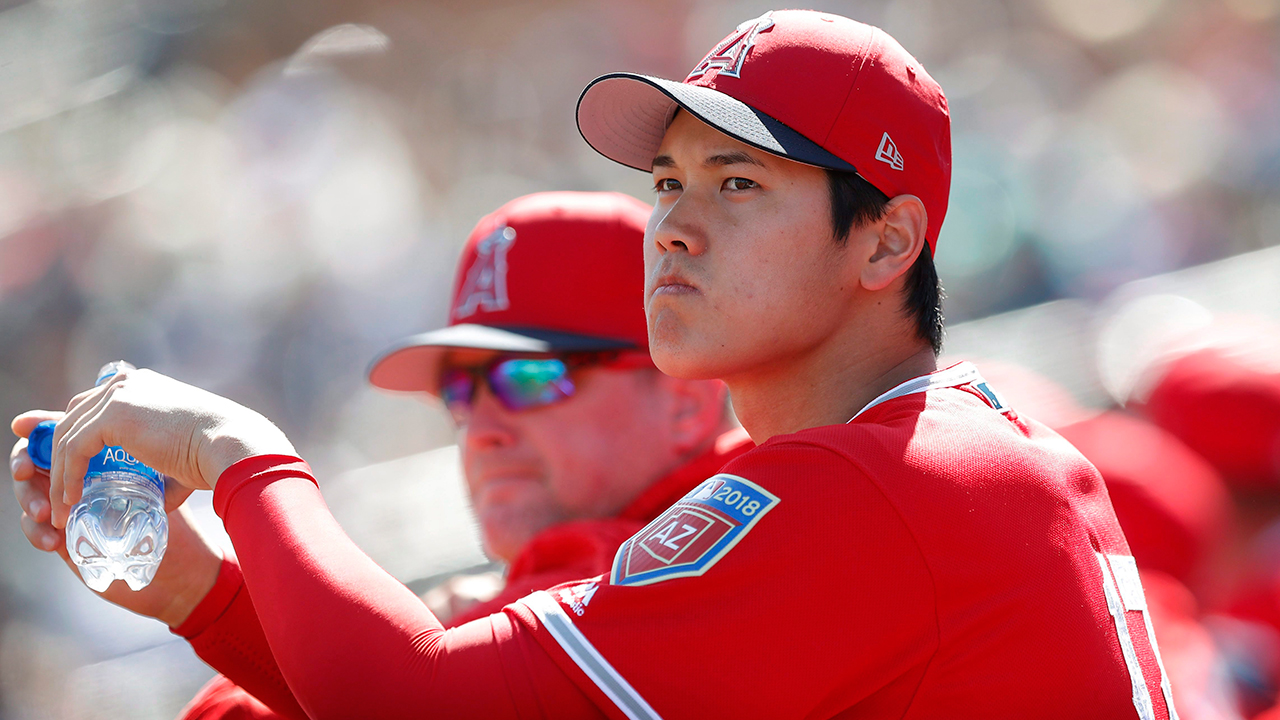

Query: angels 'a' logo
left=454, top=225, right=516, bottom=319
left=685, top=11, right=775, bottom=81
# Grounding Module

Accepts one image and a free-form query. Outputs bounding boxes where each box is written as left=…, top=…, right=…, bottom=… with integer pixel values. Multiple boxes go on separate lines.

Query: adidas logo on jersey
left=875, top=132, right=904, bottom=171
left=559, top=581, right=599, bottom=617
left=685, top=11, right=775, bottom=81
left=454, top=225, right=516, bottom=319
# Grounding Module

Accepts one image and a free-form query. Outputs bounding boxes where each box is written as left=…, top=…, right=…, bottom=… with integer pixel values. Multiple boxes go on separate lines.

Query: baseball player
left=12, top=10, right=1176, bottom=719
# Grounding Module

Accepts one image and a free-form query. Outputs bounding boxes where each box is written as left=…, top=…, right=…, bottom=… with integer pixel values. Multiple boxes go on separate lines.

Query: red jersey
left=507, top=362, right=1179, bottom=718
left=191, top=362, right=1177, bottom=719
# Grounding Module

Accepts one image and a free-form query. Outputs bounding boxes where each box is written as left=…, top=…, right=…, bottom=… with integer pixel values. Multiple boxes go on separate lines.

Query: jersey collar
left=847, top=361, right=988, bottom=423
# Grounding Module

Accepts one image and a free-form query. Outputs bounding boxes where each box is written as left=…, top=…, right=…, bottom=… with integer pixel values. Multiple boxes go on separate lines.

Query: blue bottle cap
left=27, top=420, right=57, bottom=471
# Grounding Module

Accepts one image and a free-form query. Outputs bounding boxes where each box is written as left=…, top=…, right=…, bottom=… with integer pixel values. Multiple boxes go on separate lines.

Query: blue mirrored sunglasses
left=439, top=352, right=649, bottom=423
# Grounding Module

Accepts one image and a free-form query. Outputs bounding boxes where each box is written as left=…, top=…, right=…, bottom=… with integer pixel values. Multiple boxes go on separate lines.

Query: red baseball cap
left=368, top=191, right=652, bottom=394
left=1137, top=348, right=1280, bottom=490
left=576, top=9, right=952, bottom=249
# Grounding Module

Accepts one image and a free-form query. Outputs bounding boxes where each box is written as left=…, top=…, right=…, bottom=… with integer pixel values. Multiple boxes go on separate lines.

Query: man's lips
left=651, top=270, right=700, bottom=297
left=474, top=476, right=539, bottom=506
left=652, top=283, right=699, bottom=296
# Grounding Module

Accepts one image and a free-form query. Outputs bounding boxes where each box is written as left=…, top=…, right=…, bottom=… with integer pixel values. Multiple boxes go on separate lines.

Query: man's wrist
left=170, top=551, right=244, bottom=636
left=158, top=547, right=224, bottom=628
left=155, top=507, right=226, bottom=628
left=202, top=417, right=298, bottom=491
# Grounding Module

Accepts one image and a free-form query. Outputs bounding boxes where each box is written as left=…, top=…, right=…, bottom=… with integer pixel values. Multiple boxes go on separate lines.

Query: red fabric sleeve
left=172, top=553, right=306, bottom=720
left=178, top=675, right=281, bottom=720
left=211, top=455, right=603, bottom=720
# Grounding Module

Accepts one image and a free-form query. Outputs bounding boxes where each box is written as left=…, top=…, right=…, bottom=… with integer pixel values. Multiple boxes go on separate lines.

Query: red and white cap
left=576, top=9, right=952, bottom=249
left=368, top=191, right=652, bottom=394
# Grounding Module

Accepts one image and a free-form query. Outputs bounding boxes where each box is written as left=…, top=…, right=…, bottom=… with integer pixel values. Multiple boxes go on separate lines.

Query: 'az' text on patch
left=610, top=474, right=779, bottom=587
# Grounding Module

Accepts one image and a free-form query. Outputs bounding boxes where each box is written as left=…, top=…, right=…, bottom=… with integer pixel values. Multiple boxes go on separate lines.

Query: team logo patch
left=454, top=224, right=516, bottom=319
left=610, top=474, right=779, bottom=587
left=685, top=11, right=775, bottom=81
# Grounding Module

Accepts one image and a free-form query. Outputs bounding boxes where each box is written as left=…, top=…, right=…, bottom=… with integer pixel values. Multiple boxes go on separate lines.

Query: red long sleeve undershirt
left=173, top=552, right=308, bottom=719
left=189, top=454, right=602, bottom=720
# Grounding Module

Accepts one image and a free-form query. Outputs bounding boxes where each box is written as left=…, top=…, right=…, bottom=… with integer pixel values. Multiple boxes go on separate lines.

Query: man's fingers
left=19, top=510, right=63, bottom=552
left=10, top=438, right=35, bottom=482
left=50, top=385, right=113, bottom=513
left=11, top=410, right=62, bottom=438
left=13, top=470, right=52, bottom=523
left=11, top=436, right=53, bottom=523
left=50, top=393, right=118, bottom=526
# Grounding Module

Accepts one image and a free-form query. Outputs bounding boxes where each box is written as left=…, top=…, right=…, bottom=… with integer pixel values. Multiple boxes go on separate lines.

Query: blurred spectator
left=1137, top=348, right=1280, bottom=491
left=1105, top=314, right=1280, bottom=717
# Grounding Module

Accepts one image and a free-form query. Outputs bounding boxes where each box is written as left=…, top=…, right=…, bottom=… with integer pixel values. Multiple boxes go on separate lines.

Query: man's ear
left=661, top=376, right=729, bottom=455
left=861, top=195, right=928, bottom=292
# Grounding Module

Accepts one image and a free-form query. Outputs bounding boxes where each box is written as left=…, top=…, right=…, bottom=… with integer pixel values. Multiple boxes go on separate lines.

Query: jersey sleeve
left=505, top=442, right=941, bottom=719
left=172, top=553, right=308, bottom=720
left=211, top=455, right=604, bottom=720
left=177, top=674, right=284, bottom=720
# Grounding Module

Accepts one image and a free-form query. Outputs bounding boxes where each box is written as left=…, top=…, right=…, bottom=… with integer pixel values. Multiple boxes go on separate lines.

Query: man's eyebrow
left=650, top=151, right=767, bottom=170
left=705, top=151, right=766, bottom=168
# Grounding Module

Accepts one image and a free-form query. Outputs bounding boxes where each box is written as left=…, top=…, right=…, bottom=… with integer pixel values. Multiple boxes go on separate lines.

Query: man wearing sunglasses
left=364, top=190, right=749, bottom=626
left=13, top=11, right=1174, bottom=720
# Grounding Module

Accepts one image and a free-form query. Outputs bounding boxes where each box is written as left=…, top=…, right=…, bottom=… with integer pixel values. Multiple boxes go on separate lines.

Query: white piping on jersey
left=524, top=591, right=664, bottom=720
left=1097, top=553, right=1157, bottom=720
left=848, top=361, right=985, bottom=422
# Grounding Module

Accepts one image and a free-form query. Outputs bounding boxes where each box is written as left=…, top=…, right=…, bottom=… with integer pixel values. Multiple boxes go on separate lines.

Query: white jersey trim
left=524, top=591, right=664, bottom=720
left=848, top=361, right=984, bottom=422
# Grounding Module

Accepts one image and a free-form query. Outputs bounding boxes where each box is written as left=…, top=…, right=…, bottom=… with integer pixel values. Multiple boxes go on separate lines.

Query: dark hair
left=825, top=169, right=945, bottom=355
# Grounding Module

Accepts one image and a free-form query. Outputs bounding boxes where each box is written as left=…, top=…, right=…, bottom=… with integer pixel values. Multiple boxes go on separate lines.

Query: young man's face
left=446, top=350, right=685, bottom=563
left=646, top=111, right=855, bottom=381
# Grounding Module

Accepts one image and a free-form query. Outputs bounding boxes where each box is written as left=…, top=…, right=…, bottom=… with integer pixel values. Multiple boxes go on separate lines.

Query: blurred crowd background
left=0, top=0, right=1277, bottom=718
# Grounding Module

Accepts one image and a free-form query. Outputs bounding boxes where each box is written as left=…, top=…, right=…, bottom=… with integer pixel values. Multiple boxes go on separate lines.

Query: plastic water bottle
left=27, top=362, right=168, bottom=591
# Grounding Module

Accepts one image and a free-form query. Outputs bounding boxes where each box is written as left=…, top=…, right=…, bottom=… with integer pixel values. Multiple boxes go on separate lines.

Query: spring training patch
left=610, top=474, right=780, bottom=587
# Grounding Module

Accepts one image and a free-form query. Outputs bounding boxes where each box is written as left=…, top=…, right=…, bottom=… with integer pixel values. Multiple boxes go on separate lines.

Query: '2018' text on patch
left=610, top=474, right=779, bottom=587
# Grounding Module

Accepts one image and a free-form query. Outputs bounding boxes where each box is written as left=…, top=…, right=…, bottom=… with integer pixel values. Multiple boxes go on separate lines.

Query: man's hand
left=10, top=416, right=225, bottom=627
left=22, top=367, right=297, bottom=529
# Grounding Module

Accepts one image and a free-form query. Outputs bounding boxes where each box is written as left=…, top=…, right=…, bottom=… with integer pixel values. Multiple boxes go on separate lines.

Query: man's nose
left=651, top=194, right=709, bottom=256
left=462, top=385, right=517, bottom=450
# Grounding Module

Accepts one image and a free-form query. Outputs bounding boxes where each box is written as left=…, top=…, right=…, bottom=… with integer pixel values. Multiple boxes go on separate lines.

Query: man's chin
left=477, top=510, right=546, bottom=563
left=479, top=529, right=530, bottom=565
left=650, top=341, right=732, bottom=381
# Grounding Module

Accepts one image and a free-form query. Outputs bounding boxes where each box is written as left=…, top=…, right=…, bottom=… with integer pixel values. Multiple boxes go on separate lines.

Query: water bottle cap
left=28, top=420, right=56, bottom=471
left=95, top=361, right=136, bottom=387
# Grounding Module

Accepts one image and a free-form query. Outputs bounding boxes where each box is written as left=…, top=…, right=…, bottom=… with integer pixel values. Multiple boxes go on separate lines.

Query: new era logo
left=875, top=132, right=904, bottom=171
